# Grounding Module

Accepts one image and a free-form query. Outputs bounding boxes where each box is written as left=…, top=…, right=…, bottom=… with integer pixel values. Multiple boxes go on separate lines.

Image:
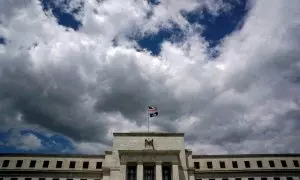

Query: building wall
left=0, top=156, right=104, bottom=171
left=192, top=156, right=300, bottom=170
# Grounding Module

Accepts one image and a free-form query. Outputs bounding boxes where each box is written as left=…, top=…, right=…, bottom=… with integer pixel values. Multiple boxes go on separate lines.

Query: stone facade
left=1, top=132, right=300, bottom=180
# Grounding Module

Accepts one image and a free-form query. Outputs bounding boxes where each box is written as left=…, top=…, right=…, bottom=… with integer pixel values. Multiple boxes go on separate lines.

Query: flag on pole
left=148, top=106, right=158, bottom=117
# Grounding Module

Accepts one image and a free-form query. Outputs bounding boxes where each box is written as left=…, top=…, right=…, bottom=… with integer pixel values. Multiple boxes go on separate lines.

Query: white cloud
left=6, top=130, right=43, bottom=150
left=0, top=0, right=300, bottom=154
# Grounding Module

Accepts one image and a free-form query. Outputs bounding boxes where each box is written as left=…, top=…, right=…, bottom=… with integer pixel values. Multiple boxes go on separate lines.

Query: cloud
left=0, top=0, right=300, bottom=155
left=6, top=130, right=42, bottom=150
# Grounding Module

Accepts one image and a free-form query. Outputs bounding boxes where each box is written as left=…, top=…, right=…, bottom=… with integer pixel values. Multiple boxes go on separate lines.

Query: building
left=1, top=132, right=300, bottom=180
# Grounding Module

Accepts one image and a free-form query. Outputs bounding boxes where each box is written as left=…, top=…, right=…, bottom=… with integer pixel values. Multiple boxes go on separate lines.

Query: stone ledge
left=113, top=132, right=184, bottom=137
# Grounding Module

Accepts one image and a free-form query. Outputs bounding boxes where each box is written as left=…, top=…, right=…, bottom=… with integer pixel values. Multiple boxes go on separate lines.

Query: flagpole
left=147, top=108, right=149, bottom=132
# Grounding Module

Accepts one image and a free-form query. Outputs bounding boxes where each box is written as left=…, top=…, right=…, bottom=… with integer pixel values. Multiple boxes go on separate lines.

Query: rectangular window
left=293, top=160, right=299, bottom=167
left=220, top=161, right=225, bottom=168
left=96, top=162, right=102, bottom=169
left=248, top=178, right=254, bottom=180
left=286, top=177, right=293, bottom=180
left=232, top=161, right=238, bottom=168
left=273, top=177, right=280, bottom=180
left=16, top=160, right=23, bottom=168
left=207, top=161, right=213, bottom=168
left=2, top=160, right=10, bottom=167
left=209, top=179, right=215, bottom=180
left=25, top=178, right=31, bottom=180
left=127, top=165, right=137, bottom=180
left=80, top=179, right=87, bottom=180
left=222, top=179, right=228, bottom=180
left=281, top=160, right=287, bottom=167
left=39, top=178, right=46, bottom=180
left=29, top=160, right=36, bottom=168
left=194, top=162, right=200, bottom=169
left=257, top=160, right=263, bottom=168
left=67, top=179, right=73, bottom=180
left=261, top=178, right=267, bottom=180
left=11, top=178, right=18, bottom=180
left=269, top=160, right=275, bottom=167
left=69, top=161, right=76, bottom=168
left=244, top=161, right=250, bottom=168
left=43, top=160, right=49, bottom=168
left=235, top=178, right=241, bottom=180
left=83, top=161, right=89, bottom=169
left=56, top=161, right=63, bottom=168
left=53, top=178, right=59, bottom=180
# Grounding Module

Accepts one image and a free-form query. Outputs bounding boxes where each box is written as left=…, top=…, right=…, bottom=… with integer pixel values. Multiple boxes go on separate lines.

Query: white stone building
left=1, top=132, right=300, bottom=180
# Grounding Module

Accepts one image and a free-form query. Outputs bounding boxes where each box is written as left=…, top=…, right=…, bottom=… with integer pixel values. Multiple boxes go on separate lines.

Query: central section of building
left=103, top=132, right=190, bottom=180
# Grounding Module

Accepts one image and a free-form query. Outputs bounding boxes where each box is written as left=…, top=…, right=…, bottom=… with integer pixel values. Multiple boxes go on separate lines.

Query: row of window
left=194, top=159, right=300, bottom=169
left=196, top=177, right=298, bottom=180
left=0, top=160, right=102, bottom=169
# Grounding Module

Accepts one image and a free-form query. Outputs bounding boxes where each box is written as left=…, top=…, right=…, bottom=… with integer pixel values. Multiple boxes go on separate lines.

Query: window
left=248, top=178, right=254, bottom=180
left=39, top=178, right=45, bottom=180
left=16, top=160, right=23, bottom=168
left=29, top=160, right=36, bottom=168
left=194, top=162, right=200, bottom=169
left=273, top=177, right=280, bottom=180
left=281, top=160, right=287, bottom=167
left=53, top=178, right=59, bottom=180
left=261, top=178, right=267, bottom=180
left=293, top=160, right=299, bottom=167
left=127, top=165, right=136, bottom=180
left=11, top=178, right=18, bottom=180
left=232, top=161, right=238, bottom=168
left=83, top=161, right=89, bottom=169
left=81, top=179, right=87, bottom=180
left=220, top=161, right=225, bottom=168
left=96, top=162, right=102, bottom=169
left=207, top=161, right=213, bottom=168
left=43, top=160, right=49, bottom=168
left=25, top=178, right=31, bottom=180
left=244, top=161, right=250, bottom=168
left=209, top=179, right=215, bottom=180
left=56, top=161, right=63, bottom=168
left=67, top=179, right=73, bottom=180
left=235, top=178, right=241, bottom=180
left=222, top=179, right=228, bottom=180
left=286, top=177, right=293, bottom=180
left=2, top=160, right=10, bottom=167
left=69, top=161, right=76, bottom=168
left=269, top=160, right=275, bottom=167
left=257, top=160, right=263, bottom=168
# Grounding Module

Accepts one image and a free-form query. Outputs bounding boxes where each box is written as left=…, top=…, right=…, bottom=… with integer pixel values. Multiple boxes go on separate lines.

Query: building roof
left=113, top=132, right=185, bottom=137
left=0, top=153, right=105, bottom=158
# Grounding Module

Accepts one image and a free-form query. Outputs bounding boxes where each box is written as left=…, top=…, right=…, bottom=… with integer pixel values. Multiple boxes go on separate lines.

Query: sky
left=0, top=0, right=300, bottom=155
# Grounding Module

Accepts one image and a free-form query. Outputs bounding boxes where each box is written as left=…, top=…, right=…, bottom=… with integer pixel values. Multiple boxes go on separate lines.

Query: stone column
left=172, top=162, right=179, bottom=180
left=120, top=162, right=127, bottom=180
left=137, top=161, right=143, bottom=180
left=156, top=161, right=162, bottom=180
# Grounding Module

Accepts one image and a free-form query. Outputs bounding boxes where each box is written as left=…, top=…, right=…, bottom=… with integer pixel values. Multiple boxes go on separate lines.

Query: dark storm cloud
left=0, top=52, right=109, bottom=144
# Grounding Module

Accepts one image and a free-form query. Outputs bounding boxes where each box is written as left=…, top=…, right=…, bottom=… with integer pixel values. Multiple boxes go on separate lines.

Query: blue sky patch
left=40, top=0, right=82, bottom=30
left=0, top=129, right=76, bottom=154
left=0, top=36, right=6, bottom=45
left=182, top=0, right=250, bottom=49
left=136, top=25, right=185, bottom=56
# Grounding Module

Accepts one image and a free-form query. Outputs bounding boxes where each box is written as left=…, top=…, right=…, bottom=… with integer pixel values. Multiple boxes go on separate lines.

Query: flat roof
left=1, top=153, right=300, bottom=158
left=192, top=153, right=300, bottom=158
left=113, top=132, right=184, bottom=137
left=0, top=153, right=105, bottom=158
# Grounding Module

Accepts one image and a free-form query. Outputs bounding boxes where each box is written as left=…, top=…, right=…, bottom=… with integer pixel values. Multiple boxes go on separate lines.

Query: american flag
left=148, top=106, right=158, bottom=117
